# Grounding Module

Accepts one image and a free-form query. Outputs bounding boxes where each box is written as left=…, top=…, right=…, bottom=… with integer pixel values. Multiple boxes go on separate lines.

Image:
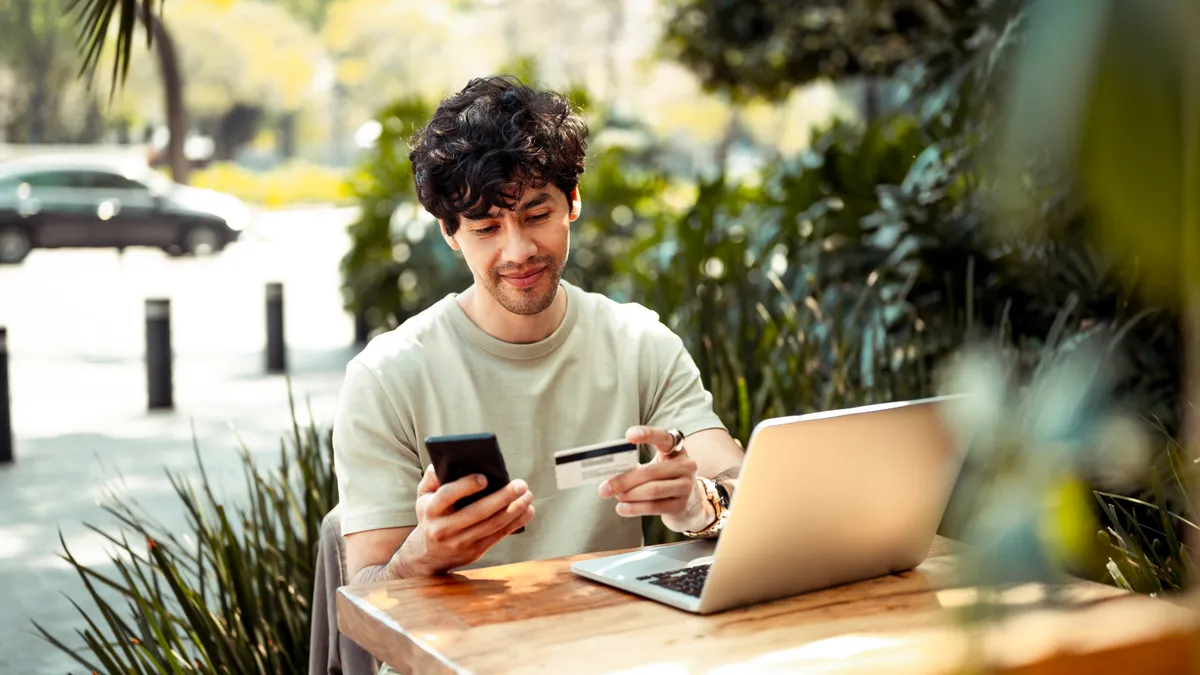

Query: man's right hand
left=393, top=465, right=535, bottom=576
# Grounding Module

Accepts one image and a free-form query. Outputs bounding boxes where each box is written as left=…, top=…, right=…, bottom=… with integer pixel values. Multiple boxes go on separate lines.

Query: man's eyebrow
left=517, top=192, right=553, bottom=212
left=466, top=191, right=553, bottom=223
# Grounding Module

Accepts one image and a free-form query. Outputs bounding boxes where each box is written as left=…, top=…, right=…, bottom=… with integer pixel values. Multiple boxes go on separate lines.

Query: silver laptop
left=570, top=395, right=967, bottom=614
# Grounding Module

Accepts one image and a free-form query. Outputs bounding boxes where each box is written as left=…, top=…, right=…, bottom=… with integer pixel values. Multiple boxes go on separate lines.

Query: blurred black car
left=0, top=154, right=249, bottom=264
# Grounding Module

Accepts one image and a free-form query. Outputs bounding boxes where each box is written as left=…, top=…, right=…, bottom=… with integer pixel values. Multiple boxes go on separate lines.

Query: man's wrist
left=683, top=478, right=718, bottom=533
left=690, top=497, right=717, bottom=533
left=388, top=538, right=431, bottom=578
left=682, top=476, right=732, bottom=539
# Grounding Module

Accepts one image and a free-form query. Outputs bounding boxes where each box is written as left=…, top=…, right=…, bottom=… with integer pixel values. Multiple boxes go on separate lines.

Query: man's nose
left=500, top=224, right=537, bottom=263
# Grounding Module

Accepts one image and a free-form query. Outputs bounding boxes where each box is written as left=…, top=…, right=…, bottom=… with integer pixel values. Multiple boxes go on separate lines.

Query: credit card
left=554, top=439, right=639, bottom=490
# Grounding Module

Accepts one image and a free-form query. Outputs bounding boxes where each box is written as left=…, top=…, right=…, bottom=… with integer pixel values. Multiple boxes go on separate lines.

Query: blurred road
left=0, top=205, right=363, bottom=674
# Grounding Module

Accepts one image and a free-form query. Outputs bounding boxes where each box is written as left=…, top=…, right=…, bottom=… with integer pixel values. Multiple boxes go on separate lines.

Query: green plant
left=339, top=95, right=447, bottom=338
left=1096, top=422, right=1197, bottom=594
left=661, top=0, right=1025, bottom=104
left=34, top=385, right=338, bottom=673
left=628, top=117, right=953, bottom=545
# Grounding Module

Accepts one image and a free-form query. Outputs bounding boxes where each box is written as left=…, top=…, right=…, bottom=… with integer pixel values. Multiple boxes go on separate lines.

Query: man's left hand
left=598, top=426, right=715, bottom=534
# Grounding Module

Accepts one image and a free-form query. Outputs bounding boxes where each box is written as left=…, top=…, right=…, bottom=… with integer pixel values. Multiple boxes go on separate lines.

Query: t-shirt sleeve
left=641, top=320, right=727, bottom=437
left=332, top=359, right=422, bottom=535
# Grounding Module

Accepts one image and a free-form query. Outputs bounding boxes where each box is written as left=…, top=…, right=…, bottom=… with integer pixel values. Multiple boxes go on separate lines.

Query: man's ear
left=439, top=219, right=461, bottom=251
left=568, top=186, right=582, bottom=222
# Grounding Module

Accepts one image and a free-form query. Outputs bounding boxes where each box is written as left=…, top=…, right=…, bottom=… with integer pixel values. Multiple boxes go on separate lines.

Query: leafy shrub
left=35, top=389, right=338, bottom=673
left=618, top=118, right=936, bottom=440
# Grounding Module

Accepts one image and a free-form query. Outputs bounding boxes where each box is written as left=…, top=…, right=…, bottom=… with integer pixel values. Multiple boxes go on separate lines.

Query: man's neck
left=457, top=283, right=568, bottom=344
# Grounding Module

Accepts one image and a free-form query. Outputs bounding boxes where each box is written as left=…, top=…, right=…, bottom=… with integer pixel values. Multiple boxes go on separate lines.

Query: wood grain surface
left=337, top=536, right=1200, bottom=675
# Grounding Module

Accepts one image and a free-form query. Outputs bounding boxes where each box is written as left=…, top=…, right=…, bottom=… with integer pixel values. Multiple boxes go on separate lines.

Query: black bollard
left=0, top=327, right=12, bottom=464
left=266, top=282, right=286, bottom=373
left=145, top=299, right=173, bottom=410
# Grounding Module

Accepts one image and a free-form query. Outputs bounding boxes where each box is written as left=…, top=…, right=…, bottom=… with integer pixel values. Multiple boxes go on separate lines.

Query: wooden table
left=337, top=537, right=1200, bottom=674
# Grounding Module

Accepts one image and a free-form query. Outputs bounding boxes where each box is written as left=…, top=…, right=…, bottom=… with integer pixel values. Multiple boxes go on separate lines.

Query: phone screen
left=423, top=432, right=517, bottom=516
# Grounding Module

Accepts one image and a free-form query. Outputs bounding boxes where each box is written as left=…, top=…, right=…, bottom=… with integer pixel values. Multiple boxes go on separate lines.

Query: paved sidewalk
left=0, top=206, right=362, bottom=674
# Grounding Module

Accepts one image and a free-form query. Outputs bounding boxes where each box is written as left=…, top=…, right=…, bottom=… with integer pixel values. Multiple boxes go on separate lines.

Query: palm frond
left=67, top=0, right=158, bottom=94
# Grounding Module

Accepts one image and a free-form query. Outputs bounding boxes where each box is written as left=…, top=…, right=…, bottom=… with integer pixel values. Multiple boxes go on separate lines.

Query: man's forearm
left=351, top=563, right=399, bottom=585
left=712, top=465, right=740, bottom=500
left=712, top=465, right=739, bottom=483
left=349, top=546, right=425, bottom=585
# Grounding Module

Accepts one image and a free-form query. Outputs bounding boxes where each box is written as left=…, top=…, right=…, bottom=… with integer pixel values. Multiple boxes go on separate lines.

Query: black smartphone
left=423, top=432, right=524, bottom=532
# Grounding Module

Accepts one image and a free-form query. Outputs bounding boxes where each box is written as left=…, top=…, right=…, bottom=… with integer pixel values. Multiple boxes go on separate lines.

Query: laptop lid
left=697, top=395, right=966, bottom=613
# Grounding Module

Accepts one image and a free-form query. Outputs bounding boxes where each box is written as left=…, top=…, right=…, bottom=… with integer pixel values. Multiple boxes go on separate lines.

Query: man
left=332, top=75, right=745, bottom=593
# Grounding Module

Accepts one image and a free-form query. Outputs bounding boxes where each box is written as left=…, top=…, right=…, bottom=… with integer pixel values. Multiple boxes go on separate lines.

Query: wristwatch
left=683, top=476, right=731, bottom=539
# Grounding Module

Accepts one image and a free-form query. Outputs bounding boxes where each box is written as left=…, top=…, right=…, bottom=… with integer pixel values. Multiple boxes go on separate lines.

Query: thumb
left=417, top=464, right=440, bottom=495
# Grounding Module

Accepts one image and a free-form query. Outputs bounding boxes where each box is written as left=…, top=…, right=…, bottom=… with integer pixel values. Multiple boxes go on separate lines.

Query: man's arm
left=346, top=526, right=417, bottom=585
left=334, top=358, right=428, bottom=582
left=604, top=425, right=744, bottom=534
left=672, top=427, right=744, bottom=531
left=344, top=466, right=535, bottom=584
left=679, top=427, right=744, bottom=490
left=601, top=317, right=747, bottom=533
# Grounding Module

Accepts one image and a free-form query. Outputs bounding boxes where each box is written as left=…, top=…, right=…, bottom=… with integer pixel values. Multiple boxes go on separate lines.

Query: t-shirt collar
left=445, top=280, right=579, bottom=360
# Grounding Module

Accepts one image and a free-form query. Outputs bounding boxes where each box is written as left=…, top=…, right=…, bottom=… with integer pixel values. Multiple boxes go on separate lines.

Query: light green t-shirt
left=331, top=279, right=726, bottom=570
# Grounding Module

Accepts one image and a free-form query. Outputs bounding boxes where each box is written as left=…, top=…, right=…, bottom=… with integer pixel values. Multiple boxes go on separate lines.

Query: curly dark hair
left=408, top=75, right=589, bottom=235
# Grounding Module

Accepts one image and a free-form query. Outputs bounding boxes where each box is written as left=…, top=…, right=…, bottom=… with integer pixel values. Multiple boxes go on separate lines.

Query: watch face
left=714, top=481, right=731, bottom=508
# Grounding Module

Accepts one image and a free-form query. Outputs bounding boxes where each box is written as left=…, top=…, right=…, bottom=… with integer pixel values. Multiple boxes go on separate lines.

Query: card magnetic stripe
left=554, top=442, right=637, bottom=465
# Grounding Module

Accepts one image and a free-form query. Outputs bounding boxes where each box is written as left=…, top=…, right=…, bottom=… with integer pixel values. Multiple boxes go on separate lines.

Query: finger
left=451, top=478, right=530, bottom=524
left=453, top=490, right=534, bottom=546
left=475, top=504, right=536, bottom=551
left=600, top=454, right=694, bottom=497
left=417, top=464, right=440, bottom=496
left=615, top=477, right=693, bottom=503
left=428, top=473, right=489, bottom=516
left=625, top=425, right=677, bottom=453
left=615, top=497, right=687, bottom=518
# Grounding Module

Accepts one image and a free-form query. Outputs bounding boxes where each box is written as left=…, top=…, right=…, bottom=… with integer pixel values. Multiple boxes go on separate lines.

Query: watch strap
left=683, top=477, right=728, bottom=539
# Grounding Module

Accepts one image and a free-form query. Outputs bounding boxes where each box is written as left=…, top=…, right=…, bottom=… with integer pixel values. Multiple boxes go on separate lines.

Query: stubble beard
left=484, top=253, right=567, bottom=316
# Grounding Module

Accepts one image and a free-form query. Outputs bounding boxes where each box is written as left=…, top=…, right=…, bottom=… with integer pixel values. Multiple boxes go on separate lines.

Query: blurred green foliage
left=660, top=0, right=1025, bottom=104
left=997, top=0, right=1200, bottom=306
left=339, top=95, right=444, bottom=333
left=988, top=0, right=1200, bottom=595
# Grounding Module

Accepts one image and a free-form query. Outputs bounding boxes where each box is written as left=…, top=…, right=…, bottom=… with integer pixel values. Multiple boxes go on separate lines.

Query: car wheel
left=183, top=224, right=223, bottom=256
left=0, top=224, right=32, bottom=264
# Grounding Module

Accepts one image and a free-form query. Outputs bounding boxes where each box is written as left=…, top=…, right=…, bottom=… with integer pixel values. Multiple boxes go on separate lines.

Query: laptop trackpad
left=575, top=540, right=719, bottom=582
left=654, top=540, right=717, bottom=565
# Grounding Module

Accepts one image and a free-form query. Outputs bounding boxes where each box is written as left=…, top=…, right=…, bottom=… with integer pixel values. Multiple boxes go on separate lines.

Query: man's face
left=443, top=185, right=579, bottom=316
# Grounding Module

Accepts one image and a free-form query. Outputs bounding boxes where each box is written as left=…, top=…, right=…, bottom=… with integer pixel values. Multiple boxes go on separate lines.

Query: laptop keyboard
left=637, top=564, right=711, bottom=598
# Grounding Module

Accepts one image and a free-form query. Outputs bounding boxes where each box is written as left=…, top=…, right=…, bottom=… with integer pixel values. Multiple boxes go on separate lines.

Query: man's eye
left=475, top=225, right=499, bottom=235
left=527, top=212, right=549, bottom=222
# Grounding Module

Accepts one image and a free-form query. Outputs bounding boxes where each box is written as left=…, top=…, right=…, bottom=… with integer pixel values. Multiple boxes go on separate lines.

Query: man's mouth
left=500, top=266, right=546, bottom=288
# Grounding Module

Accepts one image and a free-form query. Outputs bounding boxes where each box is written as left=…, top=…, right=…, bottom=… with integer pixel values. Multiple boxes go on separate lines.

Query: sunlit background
left=0, top=0, right=856, bottom=187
